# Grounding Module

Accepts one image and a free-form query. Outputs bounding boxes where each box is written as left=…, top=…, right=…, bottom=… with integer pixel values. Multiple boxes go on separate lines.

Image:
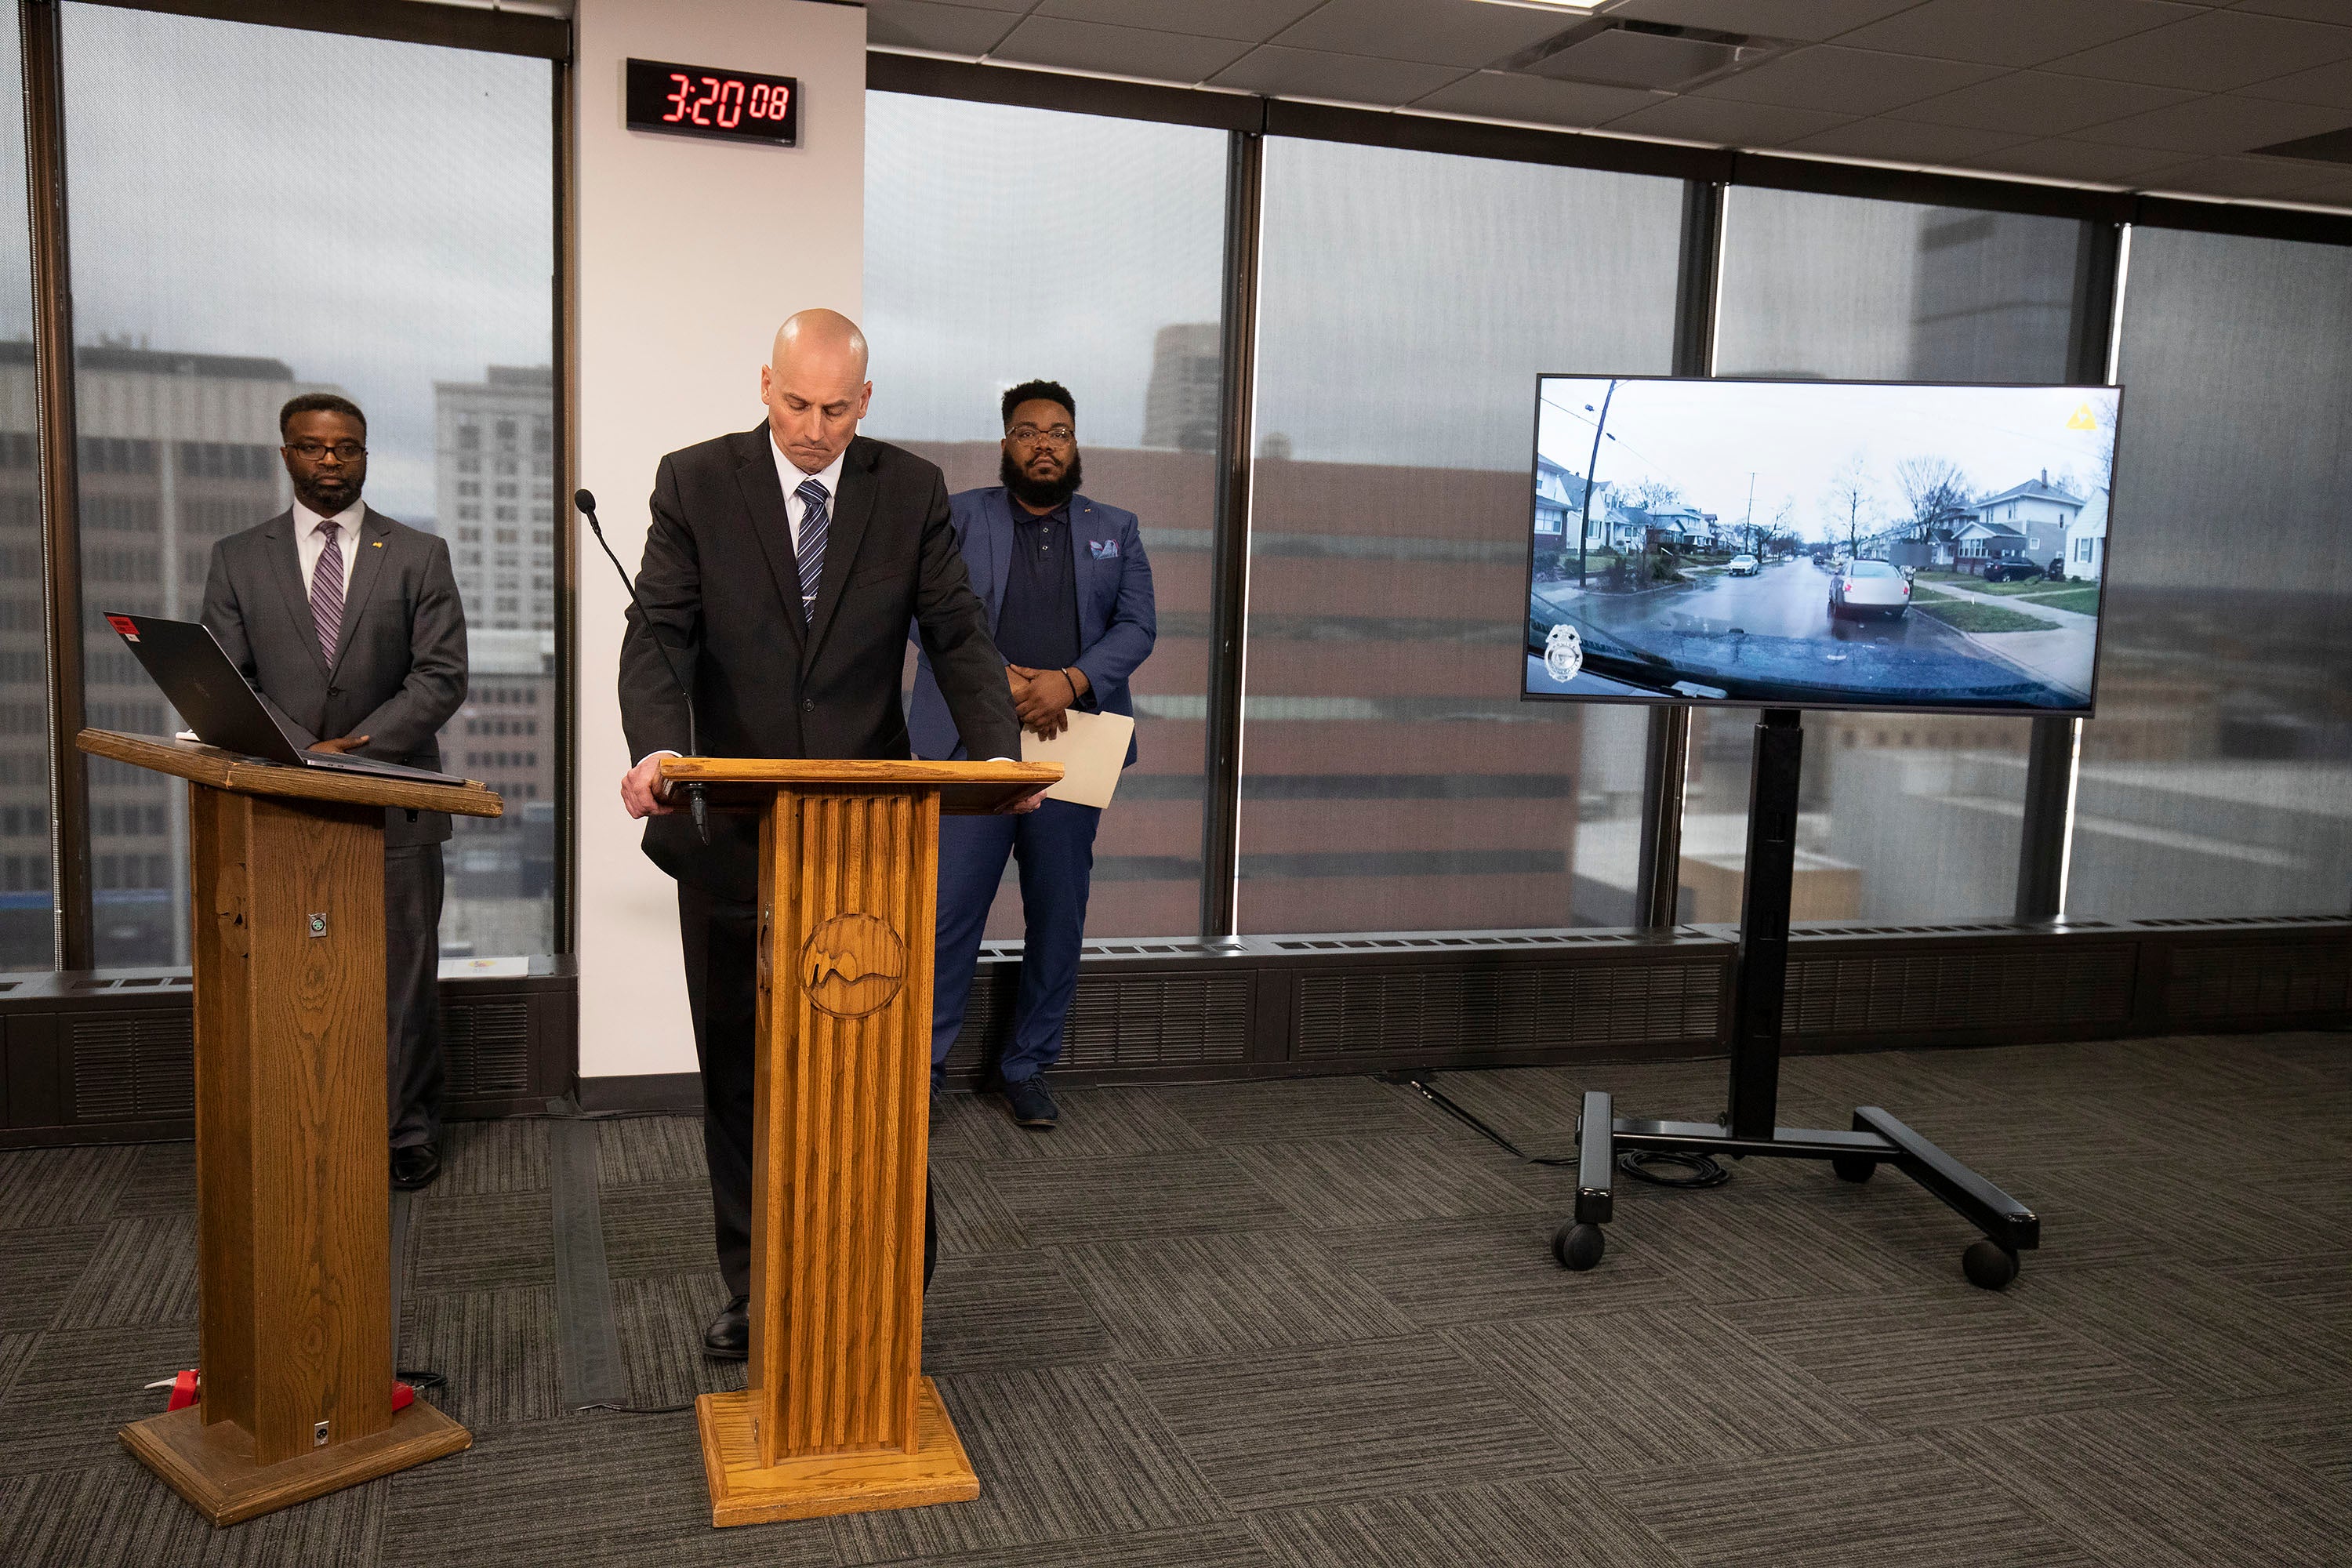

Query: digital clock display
left=624, top=58, right=798, bottom=147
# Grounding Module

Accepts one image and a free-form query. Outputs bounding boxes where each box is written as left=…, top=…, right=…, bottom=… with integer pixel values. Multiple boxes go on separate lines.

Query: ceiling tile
left=903, top=0, right=1031, bottom=11
left=2230, top=0, right=2352, bottom=20
left=1599, top=95, right=1859, bottom=147
left=866, top=0, right=1022, bottom=56
left=2254, top=171, right=2352, bottom=210
left=1036, top=0, right=1327, bottom=45
left=1271, top=0, right=1593, bottom=70
left=1410, top=71, right=1665, bottom=129
left=2136, top=153, right=2345, bottom=196
left=1976, top=136, right=2187, bottom=180
left=1835, top=0, right=2201, bottom=69
left=2238, top=57, right=2352, bottom=110
left=2071, top=92, right=2350, bottom=152
left=1208, top=45, right=1470, bottom=106
left=1604, top=0, right=1924, bottom=42
left=1693, top=45, right=2008, bottom=115
left=1888, top=69, right=2200, bottom=136
left=990, top=15, right=1257, bottom=82
left=1783, top=117, right=2038, bottom=162
left=2043, top=9, right=2352, bottom=91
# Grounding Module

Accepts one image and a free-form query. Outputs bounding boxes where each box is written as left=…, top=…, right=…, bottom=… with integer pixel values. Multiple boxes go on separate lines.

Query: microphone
left=577, top=488, right=708, bottom=845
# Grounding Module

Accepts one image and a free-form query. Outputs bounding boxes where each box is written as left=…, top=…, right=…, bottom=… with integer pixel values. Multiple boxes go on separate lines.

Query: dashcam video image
left=1524, top=376, right=2121, bottom=714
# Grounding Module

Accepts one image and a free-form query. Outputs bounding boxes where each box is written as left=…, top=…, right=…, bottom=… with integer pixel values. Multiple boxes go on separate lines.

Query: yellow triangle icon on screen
left=2066, top=402, right=2097, bottom=430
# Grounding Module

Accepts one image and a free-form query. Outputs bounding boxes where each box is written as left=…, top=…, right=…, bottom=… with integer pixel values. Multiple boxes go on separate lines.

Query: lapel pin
left=372, top=540, right=384, bottom=547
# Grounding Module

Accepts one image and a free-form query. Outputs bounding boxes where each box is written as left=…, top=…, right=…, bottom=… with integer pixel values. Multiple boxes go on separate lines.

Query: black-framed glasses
left=1005, top=423, right=1075, bottom=448
left=286, top=440, right=367, bottom=463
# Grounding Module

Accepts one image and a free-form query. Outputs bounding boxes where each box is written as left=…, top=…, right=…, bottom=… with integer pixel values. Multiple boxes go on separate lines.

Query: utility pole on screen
left=1577, top=379, right=1616, bottom=589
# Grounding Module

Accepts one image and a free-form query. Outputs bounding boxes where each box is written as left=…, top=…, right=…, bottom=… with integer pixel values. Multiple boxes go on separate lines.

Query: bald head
left=760, top=308, right=873, bottom=474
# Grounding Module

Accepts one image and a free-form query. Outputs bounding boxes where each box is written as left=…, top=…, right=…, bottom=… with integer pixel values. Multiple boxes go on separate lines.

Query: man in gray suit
left=202, top=392, right=469, bottom=1191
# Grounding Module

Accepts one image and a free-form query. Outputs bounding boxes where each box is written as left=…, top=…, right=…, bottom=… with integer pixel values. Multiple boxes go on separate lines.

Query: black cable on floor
left=1385, top=1070, right=1733, bottom=1189
left=396, top=1368, right=446, bottom=1389
left=575, top=1399, right=699, bottom=1415
left=1380, top=1071, right=1577, bottom=1166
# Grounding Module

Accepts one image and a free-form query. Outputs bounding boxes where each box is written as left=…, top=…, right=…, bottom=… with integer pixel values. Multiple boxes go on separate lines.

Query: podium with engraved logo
left=657, top=756, right=1058, bottom=1527
left=75, top=730, right=500, bottom=1526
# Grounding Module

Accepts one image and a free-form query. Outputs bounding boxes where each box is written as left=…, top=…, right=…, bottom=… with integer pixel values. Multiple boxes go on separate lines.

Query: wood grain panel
left=661, top=755, right=1054, bottom=817
left=77, top=730, right=501, bottom=818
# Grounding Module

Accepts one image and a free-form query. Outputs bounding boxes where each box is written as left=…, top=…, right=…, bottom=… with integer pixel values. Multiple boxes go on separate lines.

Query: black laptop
left=103, top=612, right=465, bottom=785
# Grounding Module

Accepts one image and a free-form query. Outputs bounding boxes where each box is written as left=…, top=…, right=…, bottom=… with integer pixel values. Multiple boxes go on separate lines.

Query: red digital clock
left=624, top=58, right=798, bottom=147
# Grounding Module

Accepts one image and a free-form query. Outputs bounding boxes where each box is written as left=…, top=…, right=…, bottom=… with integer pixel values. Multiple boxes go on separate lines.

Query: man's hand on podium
left=310, top=733, right=370, bottom=755
left=622, top=753, right=679, bottom=819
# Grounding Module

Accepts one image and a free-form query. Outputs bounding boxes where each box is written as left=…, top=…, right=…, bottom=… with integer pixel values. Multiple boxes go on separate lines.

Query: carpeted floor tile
left=1447, top=1307, right=1882, bottom=1474
left=107, top=1140, right=196, bottom=1221
left=2218, top=1251, right=2352, bottom=1331
left=1054, top=1232, right=1415, bottom=1362
left=401, top=1287, right=564, bottom=1429
left=51, top=1215, right=199, bottom=1331
left=433, top=1117, right=551, bottom=1196
left=0, top=1145, right=137, bottom=1232
left=1127, top=1337, right=1570, bottom=1512
left=980, top=1151, right=1293, bottom=1246
left=594, top=1115, right=708, bottom=1189
left=929, top=1156, right=1031, bottom=1258
left=830, top=1363, right=1223, bottom=1564
left=0, top=1324, right=198, bottom=1476
left=2009, top=1260, right=2352, bottom=1399
left=381, top=1414, right=837, bottom=1568
left=870, top=1522, right=1279, bottom=1568
left=597, top=1179, right=721, bottom=1280
left=0, top=1227, right=104, bottom=1333
left=0, top=1461, right=226, bottom=1568
left=1714, top=1288, right=2158, bottom=1431
left=608, top=1272, right=745, bottom=1410
left=1323, top=1210, right=1692, bottom=1327
left=405, top=1189, right=554, bottom=1294
left=1614, top=1436, right=2100, bottom=1568
left=1246, top=1475, right=1683, bottom=1568
left=1223, top=1136, right=1541, bottom=1230
left=0, top=1332, right=35, bottom=1404
left=923, top=1250, right=1112, bottom=1375
left=1153, top=1076, right=1454, bottom=1145
left=928, top=1087, right=1210, bottom=1165
left=2190, top=1392, right=2352, bottom=1486
left=1933, top=1403, right=2352, bottom=1568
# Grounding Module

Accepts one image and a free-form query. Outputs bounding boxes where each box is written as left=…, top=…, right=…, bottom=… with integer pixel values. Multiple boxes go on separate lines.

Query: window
left=62, top=4, right=556, bottom=964
left=1239, top=138, right=1682, bottom=934
left=1695, top=188, right=2085, bottom=927
left=864, top=91, right=1228, bottom=939
left=2065, top=227, right=2352, bottom=918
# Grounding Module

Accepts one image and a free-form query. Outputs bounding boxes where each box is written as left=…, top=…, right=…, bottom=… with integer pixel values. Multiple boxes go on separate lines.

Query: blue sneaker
left=1001, top=1074, right=1058, bottom=1130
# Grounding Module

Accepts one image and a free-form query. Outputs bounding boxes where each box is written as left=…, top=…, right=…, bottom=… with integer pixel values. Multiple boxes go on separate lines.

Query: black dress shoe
left=390, top=1143, right=441, bottom=1191
left=703, top=1294, right=750, bottom=1360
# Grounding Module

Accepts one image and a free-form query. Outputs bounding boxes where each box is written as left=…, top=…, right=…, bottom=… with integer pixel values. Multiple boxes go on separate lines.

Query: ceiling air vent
left=1503, top=18, right=1788, bottom=93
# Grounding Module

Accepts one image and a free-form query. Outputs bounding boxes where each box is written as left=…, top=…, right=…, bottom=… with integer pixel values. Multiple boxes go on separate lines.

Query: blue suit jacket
left=908, top=487, right=1155, bottom=766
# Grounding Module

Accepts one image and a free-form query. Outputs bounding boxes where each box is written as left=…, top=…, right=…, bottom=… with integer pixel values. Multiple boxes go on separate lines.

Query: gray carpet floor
left=1, top=1030, right=2346, bottom=1566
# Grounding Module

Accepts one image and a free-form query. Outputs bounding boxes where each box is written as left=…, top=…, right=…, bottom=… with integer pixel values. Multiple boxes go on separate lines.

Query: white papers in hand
left=1021, top=708, right=1134, bottom=809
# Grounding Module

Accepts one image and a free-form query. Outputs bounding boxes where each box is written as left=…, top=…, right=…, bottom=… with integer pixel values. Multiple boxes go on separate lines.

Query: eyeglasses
left=286, top=441, right=366, bottom=463
left=1005, top=424, right=1075, bottom=448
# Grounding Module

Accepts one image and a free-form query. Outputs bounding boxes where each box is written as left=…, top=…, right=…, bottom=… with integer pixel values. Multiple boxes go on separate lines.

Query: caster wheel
left=1553, top=1222, right=1606, bottom=1272
left=1962, top=1238, right=2017, bottom=1291
left=1831, top=1155, right=1876, bottom=1183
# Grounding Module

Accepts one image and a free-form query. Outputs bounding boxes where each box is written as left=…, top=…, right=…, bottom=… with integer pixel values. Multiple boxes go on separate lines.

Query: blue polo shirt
left=995, top=496, right=1082, bottom=676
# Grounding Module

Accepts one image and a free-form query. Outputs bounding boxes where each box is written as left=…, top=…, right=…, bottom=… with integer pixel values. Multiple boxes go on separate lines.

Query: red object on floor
left=160, top=1370, right=417, bottom=1414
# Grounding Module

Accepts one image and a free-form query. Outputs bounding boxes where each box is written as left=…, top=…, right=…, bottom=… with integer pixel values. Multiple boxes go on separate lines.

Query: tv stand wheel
left=1554, top=1222, right=1606, bottom=1272
left=1831, top=1154, right=1876, bottom=1183
left=1962, top=1238, right=2017, bottom=1291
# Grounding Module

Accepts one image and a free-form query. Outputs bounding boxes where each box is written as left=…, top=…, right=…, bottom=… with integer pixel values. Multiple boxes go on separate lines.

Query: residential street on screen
left=1525, top=377, right=2121, bottom=712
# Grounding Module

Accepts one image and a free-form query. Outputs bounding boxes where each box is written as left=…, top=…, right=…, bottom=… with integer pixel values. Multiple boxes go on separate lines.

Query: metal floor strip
left=549, top=1109, right=630, bottom=1410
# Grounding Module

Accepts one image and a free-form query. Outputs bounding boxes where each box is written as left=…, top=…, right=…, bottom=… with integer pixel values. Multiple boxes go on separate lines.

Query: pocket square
left=1089, top=539, right=1119, bottom=559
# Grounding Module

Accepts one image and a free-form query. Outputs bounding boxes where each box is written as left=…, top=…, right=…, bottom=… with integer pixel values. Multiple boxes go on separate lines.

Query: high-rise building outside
left=1142, top=323, right=1220, bottom=452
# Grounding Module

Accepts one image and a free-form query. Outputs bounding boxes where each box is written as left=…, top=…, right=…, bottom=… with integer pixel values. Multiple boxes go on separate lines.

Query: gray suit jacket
left=201, top=505, right=470, bottom=846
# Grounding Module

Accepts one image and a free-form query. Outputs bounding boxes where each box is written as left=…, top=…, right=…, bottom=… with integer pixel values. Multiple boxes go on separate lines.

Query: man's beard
left=1002, top=449, right=1081, bottom=510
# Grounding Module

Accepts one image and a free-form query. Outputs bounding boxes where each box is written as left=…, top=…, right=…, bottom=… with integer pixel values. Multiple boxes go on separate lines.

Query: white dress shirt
left=771, top=429, right=847, bottom=557
left=293, top=497, right=365, bottom=597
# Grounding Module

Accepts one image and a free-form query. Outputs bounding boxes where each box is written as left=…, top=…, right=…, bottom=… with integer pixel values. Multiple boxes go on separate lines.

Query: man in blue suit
left=909, top=379, right=1155, bottom=1128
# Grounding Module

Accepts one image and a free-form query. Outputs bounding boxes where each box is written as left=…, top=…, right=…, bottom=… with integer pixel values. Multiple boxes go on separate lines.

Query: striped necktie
left=793, top=477, right=828, bottom=625
left=311, top=521, right=345, bottom=664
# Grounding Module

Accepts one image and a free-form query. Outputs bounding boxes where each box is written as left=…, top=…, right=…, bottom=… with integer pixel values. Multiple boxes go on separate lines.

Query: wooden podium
left=77, top=731, right=502, bottom=1525
left=658, top=756, right=1058, bottom=1528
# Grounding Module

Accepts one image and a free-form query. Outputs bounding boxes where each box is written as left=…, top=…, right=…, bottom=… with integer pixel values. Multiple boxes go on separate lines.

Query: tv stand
left=1558, top=707, right=2040, bottom=1290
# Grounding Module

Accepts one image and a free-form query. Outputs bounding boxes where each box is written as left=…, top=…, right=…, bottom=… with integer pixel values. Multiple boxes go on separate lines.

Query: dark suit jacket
left=908, top=487, right=1155, bottom=767
left=619, top=426, right=1022, bottom=902
left=201, top=506, right=470, bottom=846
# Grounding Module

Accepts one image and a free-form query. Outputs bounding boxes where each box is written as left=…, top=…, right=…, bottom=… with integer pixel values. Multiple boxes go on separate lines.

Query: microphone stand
left=576, top=489, right=708, bottom=844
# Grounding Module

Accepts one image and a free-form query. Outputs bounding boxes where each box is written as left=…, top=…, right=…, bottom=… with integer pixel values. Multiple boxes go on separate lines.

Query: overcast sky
left=1538, top=376, right=2119, bottom=543
left=17, top=5, right=554, bottom=522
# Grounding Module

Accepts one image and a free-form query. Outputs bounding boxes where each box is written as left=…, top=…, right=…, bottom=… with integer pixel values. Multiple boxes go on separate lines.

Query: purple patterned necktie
left=793, top=478, right=829, bottom=625
left=311, top=521, right=345, bottom=664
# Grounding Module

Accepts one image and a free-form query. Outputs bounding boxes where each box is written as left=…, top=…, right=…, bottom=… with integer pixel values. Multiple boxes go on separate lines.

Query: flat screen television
left=1523, top=376, right=2122, bottom=716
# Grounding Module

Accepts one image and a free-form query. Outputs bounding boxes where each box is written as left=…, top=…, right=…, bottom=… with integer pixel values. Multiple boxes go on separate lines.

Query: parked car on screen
left=1728, top=554, right=1759, bottom=576
left=1980, top=561, right=2041, bottom=583
left=1829, top=558, right=1911, bottom=619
